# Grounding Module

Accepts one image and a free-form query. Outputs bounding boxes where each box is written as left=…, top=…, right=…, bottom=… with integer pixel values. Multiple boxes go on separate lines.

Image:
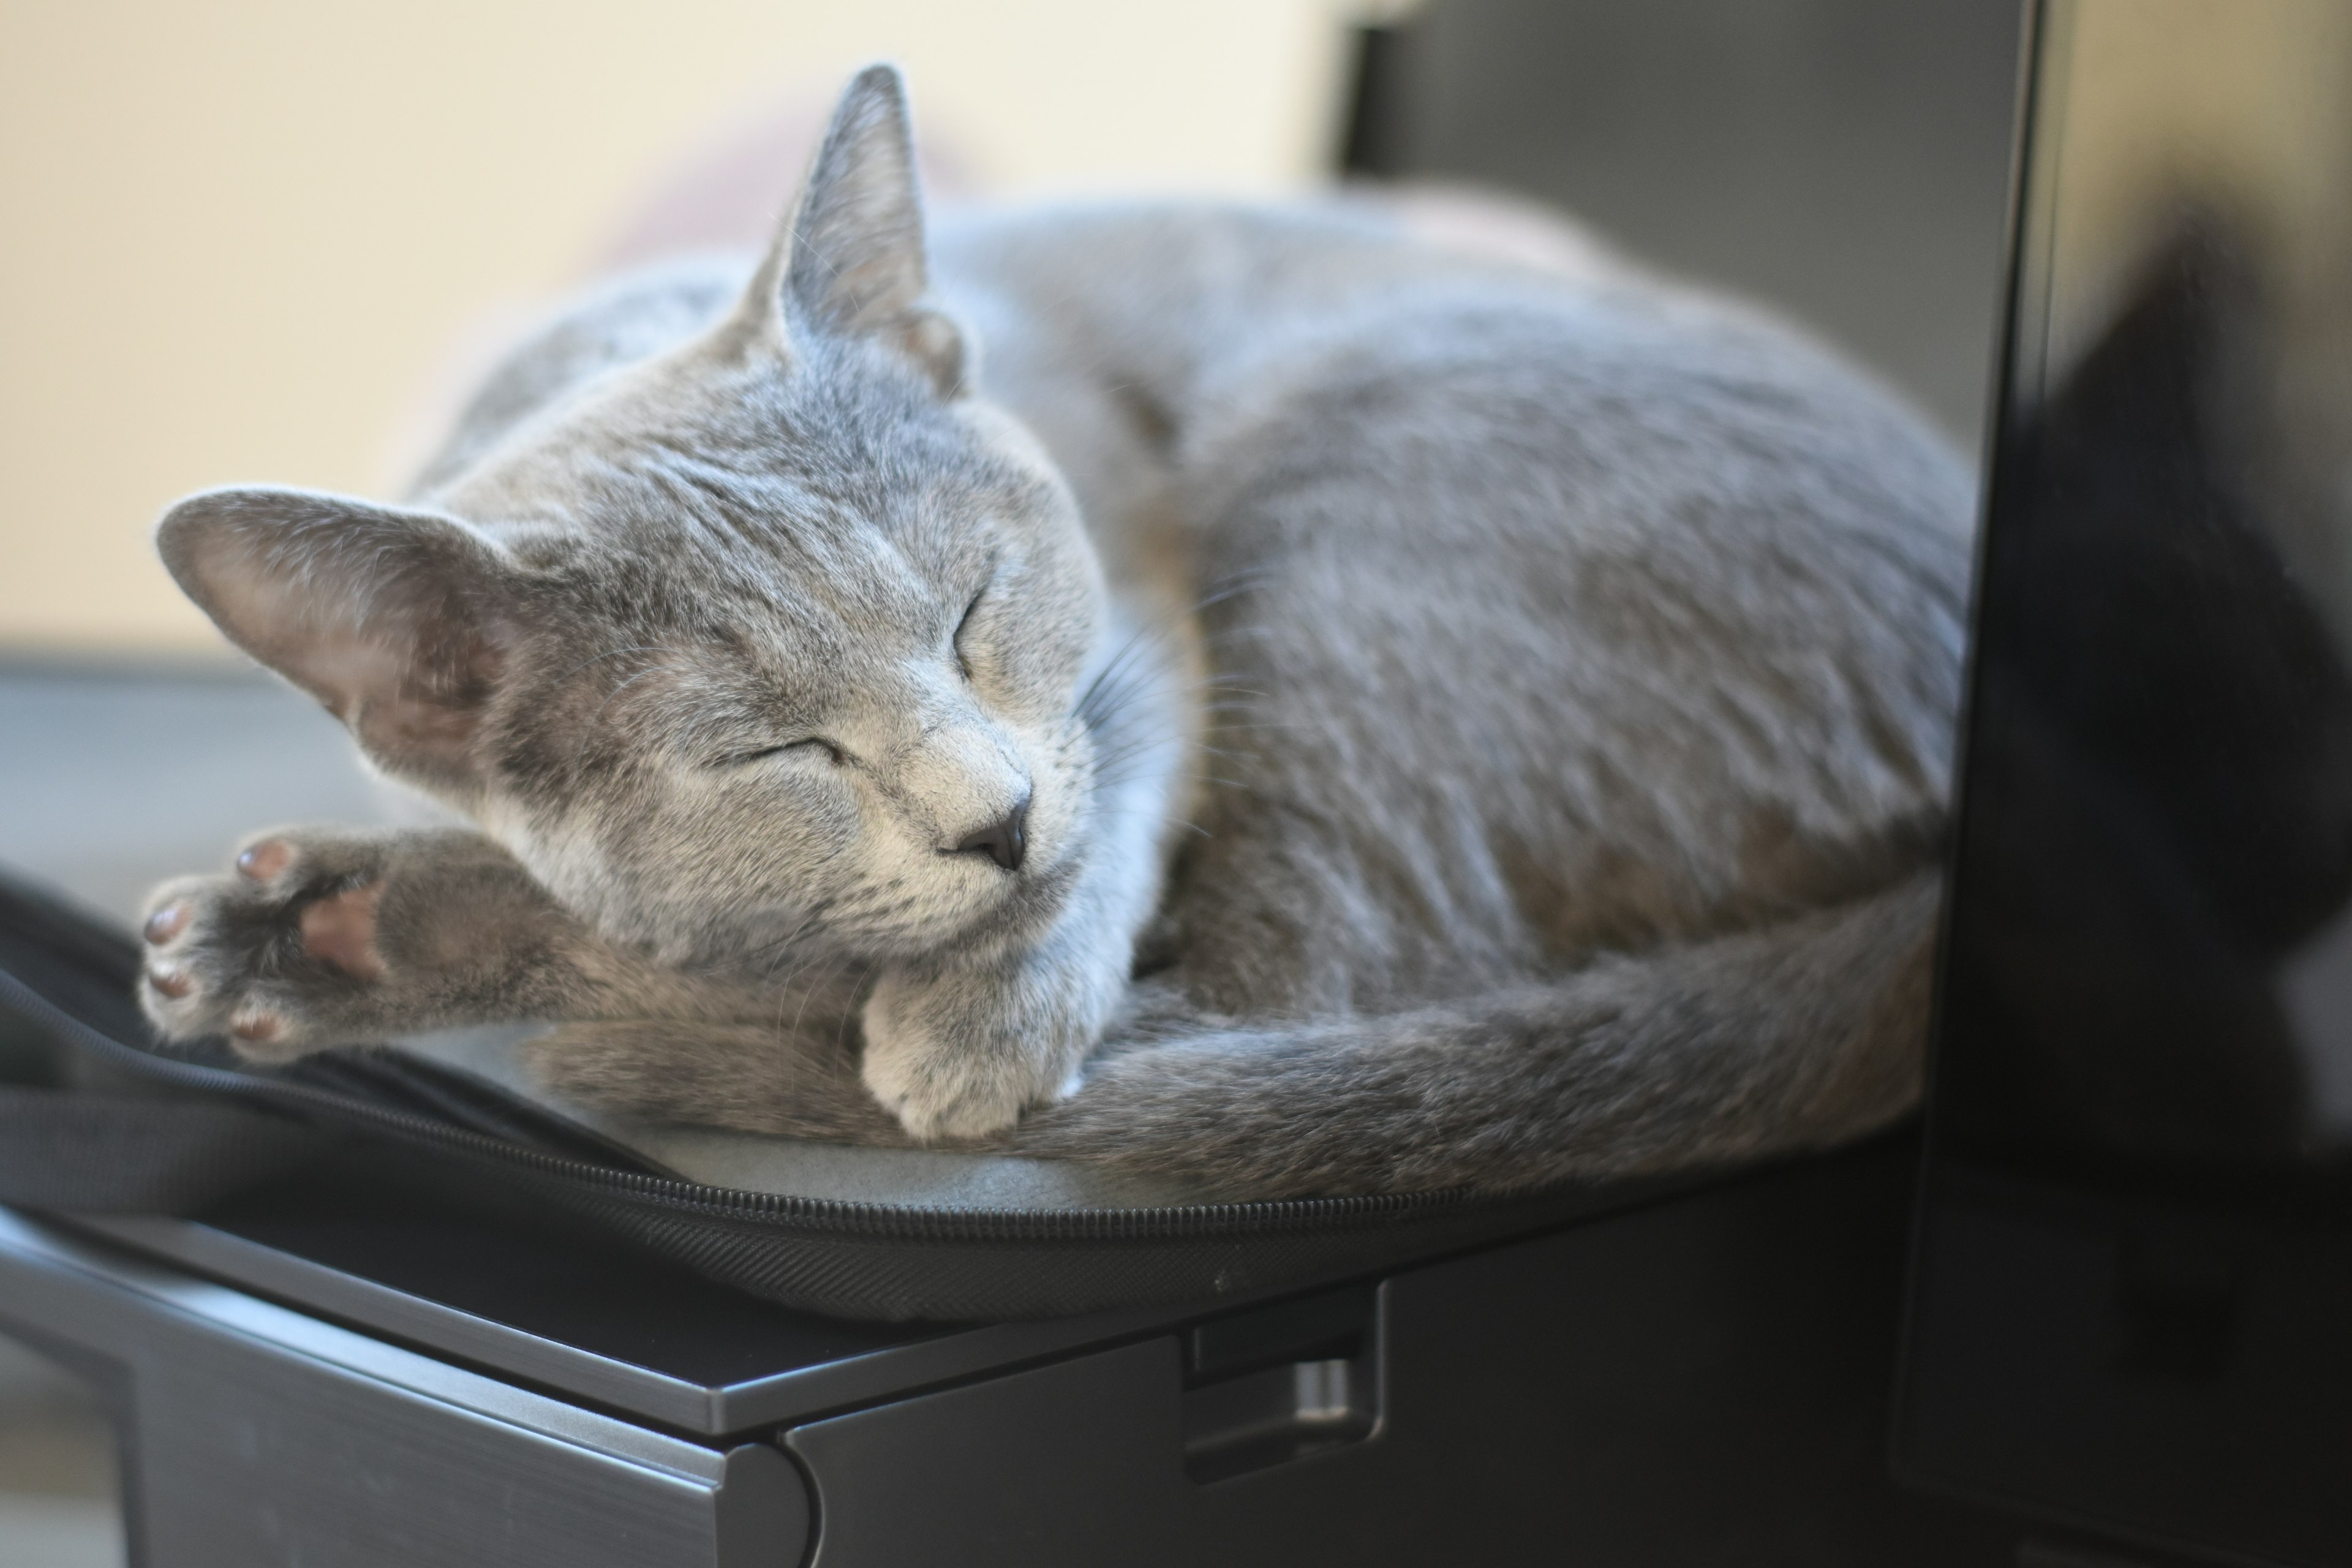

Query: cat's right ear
left=728, top=64, right=968, bottom=396
left=156, top=486, right=519, bottom=793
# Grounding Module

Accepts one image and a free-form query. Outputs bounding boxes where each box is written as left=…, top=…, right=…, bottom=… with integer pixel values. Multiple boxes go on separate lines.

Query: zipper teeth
left=0, top=967, right=1464, bottom=1243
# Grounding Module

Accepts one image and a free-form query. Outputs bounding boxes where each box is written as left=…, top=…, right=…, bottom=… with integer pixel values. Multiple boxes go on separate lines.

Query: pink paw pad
left=230, top=1011, right=284, bottom=1044
left=146, top=965, right=192, bottom=999
left=300, top=884, right=385, bottom=982
left=144, top=903, right=190, bottom=944
left=237, top=840, right=293, bottom=881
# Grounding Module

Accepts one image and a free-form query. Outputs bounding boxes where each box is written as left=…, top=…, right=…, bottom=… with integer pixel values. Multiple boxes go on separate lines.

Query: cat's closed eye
left=952, top=587, right=986, bottom=680
left=726, top=738, right=846, bottom=768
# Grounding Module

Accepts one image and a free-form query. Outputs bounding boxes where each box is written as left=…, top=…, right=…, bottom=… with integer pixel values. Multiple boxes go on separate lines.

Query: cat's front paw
left=861, top=963, right=1102, bottom=1142
left=137, top=830, right=391, bottom=1060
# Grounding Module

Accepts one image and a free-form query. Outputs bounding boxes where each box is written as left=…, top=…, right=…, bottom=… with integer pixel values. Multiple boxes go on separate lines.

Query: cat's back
left=408, top=193, right=1975, bottom=989
left=948, top=201, right=1978, bottom=994
left=944, top=202, right=1972, bottom=640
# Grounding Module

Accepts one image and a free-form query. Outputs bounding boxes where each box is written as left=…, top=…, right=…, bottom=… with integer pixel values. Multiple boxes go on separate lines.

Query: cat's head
left=153, top=67, right=1109, bottom=971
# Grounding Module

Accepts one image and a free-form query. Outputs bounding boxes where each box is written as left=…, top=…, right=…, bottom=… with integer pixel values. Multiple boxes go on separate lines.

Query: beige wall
left=0, top=0, right=1352, bottom=653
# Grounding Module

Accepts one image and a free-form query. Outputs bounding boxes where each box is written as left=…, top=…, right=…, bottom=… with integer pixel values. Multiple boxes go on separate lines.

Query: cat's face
left=447, top=336, right=1106, bottom=970
left=153, top=66, right=1110, bottom=973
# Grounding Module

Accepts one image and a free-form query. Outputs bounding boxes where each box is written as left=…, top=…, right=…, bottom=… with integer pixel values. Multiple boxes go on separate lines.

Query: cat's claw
left=137, top=830, right=390, bottom=1060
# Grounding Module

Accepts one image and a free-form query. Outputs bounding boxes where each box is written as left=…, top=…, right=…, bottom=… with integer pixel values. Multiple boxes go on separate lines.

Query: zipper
left=0, top=964, right=1477, bottom=1244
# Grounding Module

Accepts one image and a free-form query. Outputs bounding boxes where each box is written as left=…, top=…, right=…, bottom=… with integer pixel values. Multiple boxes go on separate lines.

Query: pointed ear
left=156, top=486, right=519, bottom=791
left=741, top=64, right=967, bottom=395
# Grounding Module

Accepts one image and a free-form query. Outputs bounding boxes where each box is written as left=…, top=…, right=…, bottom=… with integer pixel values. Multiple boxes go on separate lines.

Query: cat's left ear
left=156, top=485, right=521, bottom=793
left=741, top=64, right=968, bottom=396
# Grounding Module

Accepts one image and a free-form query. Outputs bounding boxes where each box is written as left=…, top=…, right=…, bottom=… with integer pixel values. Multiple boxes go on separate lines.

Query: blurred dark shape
left=1942, top=213, right=2352, bottom=1179
left=1338, top=26, right=1415, bottom=179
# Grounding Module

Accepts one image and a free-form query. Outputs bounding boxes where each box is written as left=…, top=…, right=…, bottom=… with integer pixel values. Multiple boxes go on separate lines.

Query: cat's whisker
left=1074, top=622, right=1176, bottom=731
left=1089, top=805, right=1211, bottom=838
left=1091, top=726, right=1259, bottom=777
left=729, top=895, right=839, bottom=971
left=831, top=960, right=883, bottom=1063
left=1187, top=570, right=1277, bottom=614
left=785, top=951, right=848, bottom=1041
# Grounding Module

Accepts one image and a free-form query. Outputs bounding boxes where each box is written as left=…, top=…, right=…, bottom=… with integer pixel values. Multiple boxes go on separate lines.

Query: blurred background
left=0, top=0, right=1351, bottom=654
left=0, top=3, right=2021, bottom=1563
left=0, top=0, right=2022, bottom=658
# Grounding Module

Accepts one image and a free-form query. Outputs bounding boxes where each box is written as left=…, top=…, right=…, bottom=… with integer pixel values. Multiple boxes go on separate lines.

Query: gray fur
left=137, top=66, right=1972, bottom=1196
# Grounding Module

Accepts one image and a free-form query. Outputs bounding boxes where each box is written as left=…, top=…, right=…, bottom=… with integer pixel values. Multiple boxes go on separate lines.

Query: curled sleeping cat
left=135, top=67, right=1971, bottom=1197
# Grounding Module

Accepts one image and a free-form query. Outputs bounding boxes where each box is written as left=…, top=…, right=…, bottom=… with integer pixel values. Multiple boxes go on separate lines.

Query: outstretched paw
left=138, top=830, right=391, bottom=1059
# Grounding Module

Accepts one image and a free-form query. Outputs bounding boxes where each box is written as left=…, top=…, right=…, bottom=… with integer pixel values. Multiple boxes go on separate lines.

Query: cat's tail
left=1013, top=872, right=1942, bottom=1197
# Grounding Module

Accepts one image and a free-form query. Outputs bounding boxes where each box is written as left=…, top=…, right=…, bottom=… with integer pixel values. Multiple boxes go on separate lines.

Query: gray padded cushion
left=395, top=1025, right=1231, bottom=1211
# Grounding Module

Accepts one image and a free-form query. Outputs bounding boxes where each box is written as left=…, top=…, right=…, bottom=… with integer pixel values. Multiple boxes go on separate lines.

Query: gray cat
left=135, top=67, right=1972, bottom=1197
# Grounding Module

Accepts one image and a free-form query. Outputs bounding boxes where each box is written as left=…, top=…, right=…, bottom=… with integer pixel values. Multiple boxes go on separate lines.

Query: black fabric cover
left=0, top=870, right=1646, bottom=1321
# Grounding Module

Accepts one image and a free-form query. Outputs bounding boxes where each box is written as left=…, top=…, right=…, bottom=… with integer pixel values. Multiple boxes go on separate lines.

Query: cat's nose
left=952, top=793, right=1030, bottom=872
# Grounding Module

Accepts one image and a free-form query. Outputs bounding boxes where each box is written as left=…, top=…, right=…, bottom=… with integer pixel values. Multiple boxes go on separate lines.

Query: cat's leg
left=522, top=1020, right=909, bottom=1144
left=137, top=826, right=767, bottom=1059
